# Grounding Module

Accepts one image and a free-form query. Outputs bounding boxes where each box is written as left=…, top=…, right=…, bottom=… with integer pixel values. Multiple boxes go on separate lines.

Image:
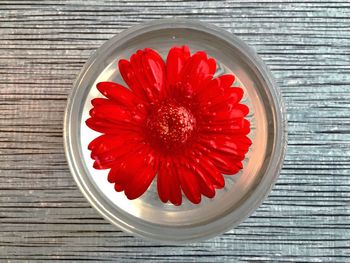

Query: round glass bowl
left=64, top=19, right=287, bottom=242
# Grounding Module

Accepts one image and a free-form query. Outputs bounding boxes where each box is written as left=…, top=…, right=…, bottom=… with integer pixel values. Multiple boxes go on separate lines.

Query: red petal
left=130, top=51, right=156, bottom=101
left=107, top=165, right=130, bottom=185
left=118, top=59, right=146, bottom=99
left=122, top=48, right=166, bottom=102
left=124, top=151, right=157, bottom=200
left=225, top=87, right=243, bottom=104
left=200, top=159, right=243, bottom=177
left=86, top=117, right=118, bottom=134
left=201, top=118, right=251, bottom=136
left=124, top=166, right=156, bottom=200
left=227, top=162, right=243, bottom=175
left=157, top=160, right=170, bottom=203
left=166, top=45, right=191, bottom=87
left=86, top=115, right=143, bottom=135
left=89, top=103, right=145, bottom=127
left=88, top=134, right=115, bottom=151
left=198, top=135, right=249, bottom=158
left=114, top=183, right=123, bottom=192
left=89, top=134, right=124, bottom=152
left=92, top=143, right=144, bottom=170
left=207, top=150, right=243, bottom=175
left=180, top=51, right=216, bottom=90
left=203, top=104, right=249, bottom=122
left=89, top=104, right=131, bottom=123
left=208, top=58, right=216, bottom=76
left=91, top=98, right=145, bottom=120
left=89, top=134, right=142, bottom=160
left=177, top=163, right=201, bottom=204
left=96, top=81, right=139, bottom=107
left=198, top=74, right=235, bottom=102
left=218, top=74, right=235, bottom=88
left=104, top=148, right=154, bottom=193
left=193, top=152, right=225, bottom=189
left=142, top=48, right=166, bottom=96
left=234, top=104, right=249, bottom=117
left=197, top=174, right=216, bottom=198
left=220, top=135, right=252, bottom=150
left=206, top=87, right=244, bottom=111
left=188, top=159, right=216, bottom=198
left=105, top=147, right=151, bottom=189
left=157, top=158, right=182, bottom=206
left=91, top=98, right=113, bottom=107
left=107, top=168, right=119, bottom=183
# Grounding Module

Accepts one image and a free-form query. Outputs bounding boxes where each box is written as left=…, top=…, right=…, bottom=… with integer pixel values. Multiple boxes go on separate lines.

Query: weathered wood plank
left=0, top=0, right=349, bottom=262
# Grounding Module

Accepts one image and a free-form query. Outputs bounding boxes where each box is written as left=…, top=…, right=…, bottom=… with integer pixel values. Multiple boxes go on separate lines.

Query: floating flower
left=86, top=45, right=251, bottom=205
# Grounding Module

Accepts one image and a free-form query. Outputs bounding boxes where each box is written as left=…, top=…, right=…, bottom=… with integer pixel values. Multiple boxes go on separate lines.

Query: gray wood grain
left=0, top=0, right=349, bottom=262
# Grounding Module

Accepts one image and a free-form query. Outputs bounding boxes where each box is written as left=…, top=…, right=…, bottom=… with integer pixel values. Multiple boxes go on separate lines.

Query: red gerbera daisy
left=86, top=45, right=251, bottom=206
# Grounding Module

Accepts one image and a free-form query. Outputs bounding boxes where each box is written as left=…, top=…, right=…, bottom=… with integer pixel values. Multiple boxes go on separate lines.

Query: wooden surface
left=1, top=0, right=350, bottom=261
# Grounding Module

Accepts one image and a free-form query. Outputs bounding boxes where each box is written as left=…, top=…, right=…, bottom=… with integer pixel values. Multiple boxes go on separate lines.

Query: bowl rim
left=64, top=18, right=287, bottom=243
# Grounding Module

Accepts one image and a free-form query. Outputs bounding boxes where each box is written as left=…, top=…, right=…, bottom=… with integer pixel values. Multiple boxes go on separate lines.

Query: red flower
left=86, top=45, right=251, bottom=205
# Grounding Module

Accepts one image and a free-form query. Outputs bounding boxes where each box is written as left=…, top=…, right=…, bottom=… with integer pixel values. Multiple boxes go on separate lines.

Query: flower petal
left=142, top=48, right=166, bottom=96
left=107, top=165, right=129, bottom=185
left=207, top=151, right=243, bottom=175
left=169, top=169, right=183, bottom=206
left=203, top=104, right=249, bottom=122
left=130, top=50, right=156, bottom=101
left=118, top=59, right=146, bottom=99
left=206, top=87, right=244, bottom=111
left=166, top=45, right=191, bottom=87
left=122, top=48, right=166, bottom=102
left=124, top=151, right=157, bottom=200
left=197, top=172, right=216, bottom=198
left=107, top=168, right=119, bottom=184
left=200, top=118, right=250, bottom=137
left=106, top=147, right=151, bottom=190
left=86, top=117, right=119, bottom=134
left=89, top=134, right=143, bottom=160
left=92, top=141, right=144, bottom=170
left=157, top=160, right=170, bottom=203
left=91, top=98, right=112, bottom=107
left=200, top=161, right=225, bottom=189
left=89, top=103, right=131, bottom=123
left=90, top=102, right=145, bottom=127
left=188, top=159, right=216, bottom=198
left=157, top=158, right=182, bottom=206
left=124, top=166, right=157, bottom=199
left=96, top=81, right=140, bottom=107
left=104, top=146, right=152, bottom=184
left=86, top=115, right=143, bottom=135
left=208, top=58, right=216, bottom=76
left=200, top=134, right=252, bottom=156
left=114, top=182, right=124, bottom=192
left=89, top=134, right=125, bottom=152
left=198, top=74, right=235, bottom=102
left=177, top=162, right=201, bottom=204
left=180, top=51, right=216, bottom=90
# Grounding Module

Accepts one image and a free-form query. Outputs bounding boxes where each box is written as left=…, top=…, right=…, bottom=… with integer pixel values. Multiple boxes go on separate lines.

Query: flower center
left=146, top=101, right=196, bottom=150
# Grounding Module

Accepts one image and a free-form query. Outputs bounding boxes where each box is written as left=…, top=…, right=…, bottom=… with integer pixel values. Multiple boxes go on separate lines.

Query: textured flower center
left=146, top=101, right=196, bottom=150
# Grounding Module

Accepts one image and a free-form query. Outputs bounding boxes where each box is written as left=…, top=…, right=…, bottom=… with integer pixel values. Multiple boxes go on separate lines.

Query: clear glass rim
left=64, top=18, right=287, bottom=243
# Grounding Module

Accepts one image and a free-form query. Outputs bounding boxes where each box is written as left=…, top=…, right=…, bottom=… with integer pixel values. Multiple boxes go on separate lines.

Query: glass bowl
left=64, top=19, right=287, bottom=242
